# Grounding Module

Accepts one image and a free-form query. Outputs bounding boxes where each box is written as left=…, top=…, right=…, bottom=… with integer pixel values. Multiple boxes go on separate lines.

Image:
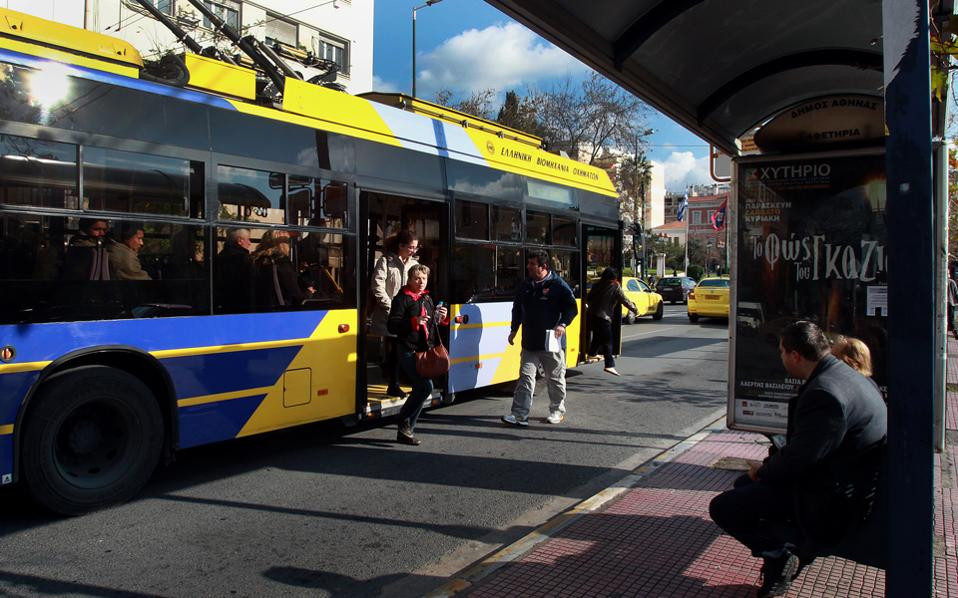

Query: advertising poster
left=731, top=152, right=887, bottom=432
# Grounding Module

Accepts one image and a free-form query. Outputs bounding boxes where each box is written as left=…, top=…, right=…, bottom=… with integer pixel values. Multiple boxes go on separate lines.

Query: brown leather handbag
left=416, top=337, right=450, bottom=379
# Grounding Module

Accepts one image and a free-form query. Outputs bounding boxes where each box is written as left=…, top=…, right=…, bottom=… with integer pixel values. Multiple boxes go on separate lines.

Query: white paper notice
left=866, top=285, right=888, bottom=317
left=545, top=329, right=561, bottom=352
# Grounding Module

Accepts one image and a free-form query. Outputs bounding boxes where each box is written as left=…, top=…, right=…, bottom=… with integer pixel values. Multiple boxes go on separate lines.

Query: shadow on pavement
left=0, top=570, right=158, bottom=597
left=263, top=566, right=442, bottom=597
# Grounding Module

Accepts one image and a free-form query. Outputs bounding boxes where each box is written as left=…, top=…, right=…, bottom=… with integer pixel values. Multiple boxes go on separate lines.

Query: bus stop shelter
left=484, top=1, right=948, bottom=595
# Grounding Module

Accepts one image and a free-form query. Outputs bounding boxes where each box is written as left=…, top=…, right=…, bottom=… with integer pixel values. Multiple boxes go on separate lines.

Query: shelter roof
left=485, top=0, right=886, bottom=155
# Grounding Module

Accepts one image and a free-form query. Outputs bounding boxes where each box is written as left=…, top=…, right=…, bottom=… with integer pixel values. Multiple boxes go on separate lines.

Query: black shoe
left=397, top=432, right=421, bottom=445
left=397, top=423, right=421, bottom=445
left=757, top=551, right=799, bottom=597
left=386, top=384, right=406, bottom=399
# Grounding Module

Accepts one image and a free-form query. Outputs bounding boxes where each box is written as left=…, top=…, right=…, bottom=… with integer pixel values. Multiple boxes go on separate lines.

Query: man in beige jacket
left=108, top=222, right=151, bottom=281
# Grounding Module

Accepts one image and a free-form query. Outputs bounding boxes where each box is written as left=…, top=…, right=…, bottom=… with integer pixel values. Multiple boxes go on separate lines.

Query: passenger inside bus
left=214, top=228, right=253, bottom=313
left=251, top=230, right=306, bottom=308
left=62, top=217, right=111, bottom=281
left=108, top=221, right=151, bottom=281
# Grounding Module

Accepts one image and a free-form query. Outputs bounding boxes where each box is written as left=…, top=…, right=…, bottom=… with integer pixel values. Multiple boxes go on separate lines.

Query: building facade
left=652, top=191, right=729, bottom=273
left=1, top=0, right=374, bottom=94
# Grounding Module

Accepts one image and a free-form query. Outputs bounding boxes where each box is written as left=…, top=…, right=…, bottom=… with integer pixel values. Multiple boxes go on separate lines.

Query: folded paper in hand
left=545, top=329, right=561, bottom=352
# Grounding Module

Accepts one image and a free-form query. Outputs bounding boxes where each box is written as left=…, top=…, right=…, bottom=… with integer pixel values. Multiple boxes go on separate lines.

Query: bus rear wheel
left=21, top=365, right=163, bottom=515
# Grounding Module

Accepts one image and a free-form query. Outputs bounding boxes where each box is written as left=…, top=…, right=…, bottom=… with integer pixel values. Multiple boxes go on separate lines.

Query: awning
left=485, top=0, right=894, bottom=155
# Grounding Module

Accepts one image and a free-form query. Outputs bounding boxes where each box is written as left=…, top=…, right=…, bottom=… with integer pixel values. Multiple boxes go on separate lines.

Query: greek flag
left=676, top=193, right=689, bottom=222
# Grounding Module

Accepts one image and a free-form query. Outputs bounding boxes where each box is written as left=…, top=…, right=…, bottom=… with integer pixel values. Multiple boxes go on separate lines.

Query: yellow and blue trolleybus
left=0, top=8, right=622, bottom=513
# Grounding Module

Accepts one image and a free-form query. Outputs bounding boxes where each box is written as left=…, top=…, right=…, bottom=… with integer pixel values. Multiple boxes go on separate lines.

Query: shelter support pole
left=883, top=1, right=934, bottom=596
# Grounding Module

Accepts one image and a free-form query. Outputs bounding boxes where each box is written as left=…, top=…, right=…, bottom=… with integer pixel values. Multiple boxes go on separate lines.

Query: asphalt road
left=0, top=305, right=729, bottom=598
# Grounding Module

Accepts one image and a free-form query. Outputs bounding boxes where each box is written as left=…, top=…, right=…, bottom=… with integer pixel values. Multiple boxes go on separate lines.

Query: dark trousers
left=383, top=337, right=400, bottom=387
left=708, top=474, right=801, bottom=557
left=587, top=316, right=615, bottom=368
left=397, top=350, right=433, bottom=432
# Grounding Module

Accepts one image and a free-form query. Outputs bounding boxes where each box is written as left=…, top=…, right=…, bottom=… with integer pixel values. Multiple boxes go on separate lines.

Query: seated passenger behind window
left=62, top=218, right=111, bottom=280
left=108, top=222, right=151, bottom=281
left=252, top=230, right=305, bottom=308
left=215, top=228, right=252, bottom=313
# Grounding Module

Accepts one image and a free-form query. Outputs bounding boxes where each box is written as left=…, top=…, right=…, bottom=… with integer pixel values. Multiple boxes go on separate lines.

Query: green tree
left=687, top=238, right=708, bottom=269
left=432, top=88, right=497, bottom=120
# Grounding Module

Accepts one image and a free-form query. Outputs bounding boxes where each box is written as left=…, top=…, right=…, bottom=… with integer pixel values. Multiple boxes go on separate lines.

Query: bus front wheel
left=21, top=365, right=164, bottom=515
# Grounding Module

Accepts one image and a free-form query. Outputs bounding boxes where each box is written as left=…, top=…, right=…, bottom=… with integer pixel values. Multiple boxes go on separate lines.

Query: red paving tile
left=459, top=350, right=958, bottom=597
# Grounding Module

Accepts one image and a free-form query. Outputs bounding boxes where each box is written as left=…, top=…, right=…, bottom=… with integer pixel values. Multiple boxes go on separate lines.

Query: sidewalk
left=431, top=345, right=958, bottom=598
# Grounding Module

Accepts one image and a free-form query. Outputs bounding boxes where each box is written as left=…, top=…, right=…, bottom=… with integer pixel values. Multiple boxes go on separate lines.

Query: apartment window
left=265, top=13, right=297, bottom=46
left=202, top=0, right=240, bottom=30
left=692, top=211, right=702, bottom=225
left=313, top=37, right=348, bottom=74
left=152, top=0, right=173, bottom=14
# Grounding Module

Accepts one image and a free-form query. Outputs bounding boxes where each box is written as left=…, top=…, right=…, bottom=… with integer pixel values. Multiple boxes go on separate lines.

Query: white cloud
left=371, top=75, right=400, bottom=93
left=416, top=22, right=588, bottom=95
left=654, top=151, right=711, bottom=192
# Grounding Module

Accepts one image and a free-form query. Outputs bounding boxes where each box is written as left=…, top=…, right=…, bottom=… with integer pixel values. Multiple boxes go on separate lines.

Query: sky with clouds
left=372, top=0, right=712, bottom=192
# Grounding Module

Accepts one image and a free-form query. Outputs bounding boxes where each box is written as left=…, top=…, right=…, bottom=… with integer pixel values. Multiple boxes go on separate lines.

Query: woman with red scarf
left=387, top=264, right=449, bottom=445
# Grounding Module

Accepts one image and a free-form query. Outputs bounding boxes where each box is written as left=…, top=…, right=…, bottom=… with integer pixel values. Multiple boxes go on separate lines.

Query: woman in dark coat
left=584, top=268, right=638, bottom=376
left=251, top=230, right=306, bottom=308
left=387, top=263, right=448, bottom=445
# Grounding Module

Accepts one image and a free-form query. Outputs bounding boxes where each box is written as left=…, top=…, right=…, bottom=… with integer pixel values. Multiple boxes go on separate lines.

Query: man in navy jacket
left=502, top=250, right=578, bottom=426
left=709, top=321, right=886, bottom=597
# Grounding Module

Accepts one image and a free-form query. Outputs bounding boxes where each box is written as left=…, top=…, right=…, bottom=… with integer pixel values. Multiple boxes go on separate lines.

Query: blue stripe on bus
left=162, top=345, right=302, bottom=399
left=0, top=48, right=236, bottom=110
left=0, top=311, right=328, bottom=363
left=178, top=394, right=267, bottom=449
left=0, top=370, right=40, bottom=424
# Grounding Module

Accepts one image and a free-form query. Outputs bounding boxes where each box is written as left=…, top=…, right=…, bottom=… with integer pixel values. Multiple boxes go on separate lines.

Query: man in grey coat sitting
left=709, top=320, right=886, bottom=597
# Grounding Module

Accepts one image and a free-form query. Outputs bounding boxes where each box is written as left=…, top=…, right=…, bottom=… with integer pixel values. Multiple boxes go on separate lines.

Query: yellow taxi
left=621, top=276, right=664, bottom=324
left=687, top=276, right=730, bottom=322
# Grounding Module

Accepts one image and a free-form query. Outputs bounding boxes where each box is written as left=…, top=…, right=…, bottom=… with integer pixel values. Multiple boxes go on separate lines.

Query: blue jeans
left=398, top=350, right=433, bottom=432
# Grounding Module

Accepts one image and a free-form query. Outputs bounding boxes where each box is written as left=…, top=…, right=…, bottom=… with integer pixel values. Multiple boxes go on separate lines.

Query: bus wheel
left=21, top=365, right=163, bottom=515
left=653, top=302, right=664, bottom=320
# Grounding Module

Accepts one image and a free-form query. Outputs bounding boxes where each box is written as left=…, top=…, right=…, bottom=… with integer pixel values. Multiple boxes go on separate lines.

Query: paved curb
left=425, top=414, right=727, bottom=597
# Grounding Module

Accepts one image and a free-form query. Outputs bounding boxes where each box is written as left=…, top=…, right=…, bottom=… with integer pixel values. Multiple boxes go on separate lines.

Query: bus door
left=359, top=189, right=448, bottom=417
left=581, top=224, right=624, bottom=361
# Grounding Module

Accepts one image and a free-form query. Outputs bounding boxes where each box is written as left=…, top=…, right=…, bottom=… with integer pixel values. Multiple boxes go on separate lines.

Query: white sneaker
left=546, top=411, right=564, bottom=424
left=501, top=414, right=529, bottom=427
left=604, top=367, right=620, bottom=376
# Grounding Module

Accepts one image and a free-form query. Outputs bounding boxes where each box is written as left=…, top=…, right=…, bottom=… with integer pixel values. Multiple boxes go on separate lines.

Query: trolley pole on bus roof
left=412, top=0, right=443, bottom=98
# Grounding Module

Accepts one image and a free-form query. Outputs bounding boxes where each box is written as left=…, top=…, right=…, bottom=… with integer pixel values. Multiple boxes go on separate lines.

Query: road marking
left=621, top=326, right=677, bottom=340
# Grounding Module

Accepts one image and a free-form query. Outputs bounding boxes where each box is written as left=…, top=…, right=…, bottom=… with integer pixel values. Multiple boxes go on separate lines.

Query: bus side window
left=0, top=214, right=210, bottom=324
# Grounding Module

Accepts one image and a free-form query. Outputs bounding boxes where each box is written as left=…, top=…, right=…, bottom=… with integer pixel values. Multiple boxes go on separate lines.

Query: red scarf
left=404, top=288, right=430, bottom=340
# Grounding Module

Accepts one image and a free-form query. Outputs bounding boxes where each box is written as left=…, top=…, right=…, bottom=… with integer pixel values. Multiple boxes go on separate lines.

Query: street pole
left=683, top=187, right=690, bottom=274
left=412, top=0, right=443, bottom=98
left=633, top=138, right=641, bottom=278
left=411, top=9, right=416, bottom=96
left=883, top=0, right=934, bottom=595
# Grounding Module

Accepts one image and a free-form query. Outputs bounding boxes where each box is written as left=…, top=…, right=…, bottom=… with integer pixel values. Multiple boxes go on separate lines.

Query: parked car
left=655, top=276, right=697, bottom=304
left=687, top=276, right=730, bottom=322
left=621, top=276, right=664, bottom=324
